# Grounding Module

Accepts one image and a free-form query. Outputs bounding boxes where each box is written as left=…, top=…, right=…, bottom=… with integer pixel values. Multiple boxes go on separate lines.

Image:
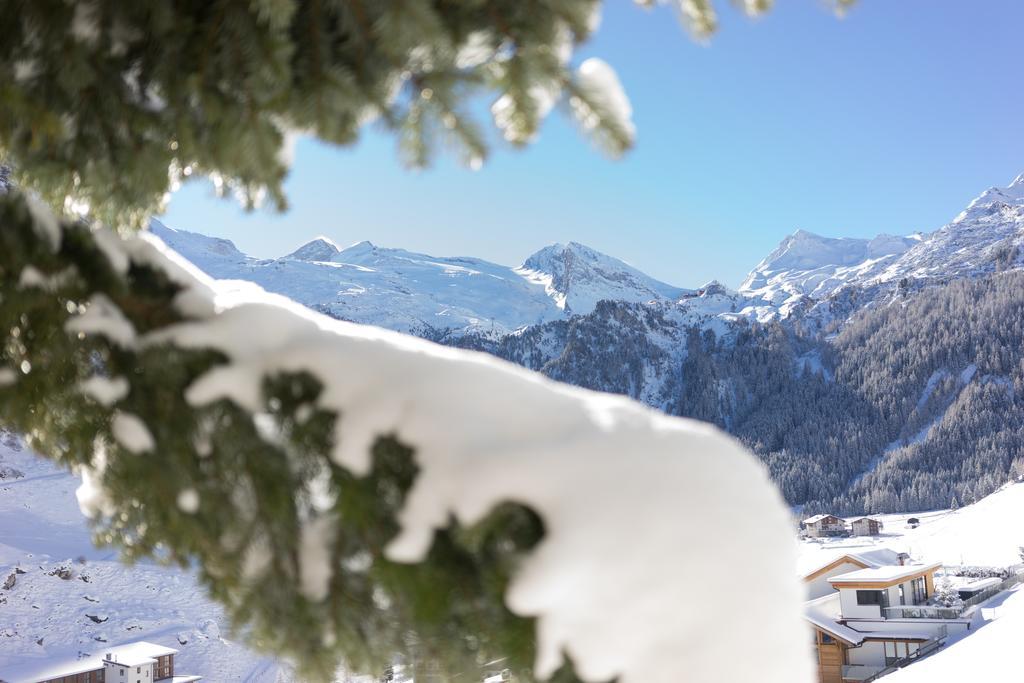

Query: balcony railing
left=884, top=570, right=1024, bottom=620
left=959, top=572, right=1024, bottom=611
left=841, top=664, right=885, bottom=681
left=853, top=627, right=948, bottom=682
left=882, top=604, right=963, bottom=619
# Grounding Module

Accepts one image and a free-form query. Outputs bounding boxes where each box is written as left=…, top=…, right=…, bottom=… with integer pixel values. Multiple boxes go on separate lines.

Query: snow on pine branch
left=127, top=229, right=809, bottom=683
left=568, top=59, right=636, bottom=157
left=2, top=193, right=811, bottom=683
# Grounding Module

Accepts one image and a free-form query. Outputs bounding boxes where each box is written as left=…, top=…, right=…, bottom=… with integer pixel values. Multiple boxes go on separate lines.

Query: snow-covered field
left=4, top=433, right=1023, bottom=682
left=0, top=434, right=285, bottom=681
left=797, top=481, right=1024, bottom=576
left=884, top=584, right=1023, bottom=682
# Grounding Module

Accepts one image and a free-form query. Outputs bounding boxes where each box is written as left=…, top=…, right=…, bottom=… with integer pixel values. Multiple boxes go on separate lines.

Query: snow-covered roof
left=830, top=563, right=941, bottom=585
left=850, top=517, right=881, bottom=524
left=0, top=641, right=178, bottom=683
left=105, top=641, right=177, bottom=666
left=801, top=547, right=909, bottom=580
left=953, top=576, right=1002, bottom=592
left=859, top=630, right=934, bottom=642
left=106, top=654, right=158, bottom=667
left=802, top=514, right=841, bottom=525
left=805, top=612, right=864, bottom=645
left=804, top=594, right=864, bottom=645
left=848, top=548, right=906, bottom=568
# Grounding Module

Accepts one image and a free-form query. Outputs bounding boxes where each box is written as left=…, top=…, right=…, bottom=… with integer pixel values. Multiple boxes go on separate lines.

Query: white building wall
left=839, top=589, right=883, bottom=619
left=887, top=584, right=902, bottom=608
left=846, top=641, right=886, bottom=666
left=104, top=660, right=156, bottom=683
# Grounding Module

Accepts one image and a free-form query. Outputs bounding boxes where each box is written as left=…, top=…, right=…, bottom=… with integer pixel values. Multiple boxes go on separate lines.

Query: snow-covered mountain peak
left=955, top=173, right=1024, bottom=223
left=148, top=219, right=246, bottom=265
left=519, top=241, right=689, bottom=313
left=695, top=280, right=732, bottom=298
left=285, top=236, right=342, bottom=262
left=739, top=229, right=918, bottom=303
left=339, top=239, right=376, bottom=255
left=521, top=241, right=600, bottom=269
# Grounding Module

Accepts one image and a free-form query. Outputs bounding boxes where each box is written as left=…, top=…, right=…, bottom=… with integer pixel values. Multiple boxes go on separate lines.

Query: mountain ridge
left=148, top=223, right=700, bottom=335
left=154, top=172, right=1024, bottom=337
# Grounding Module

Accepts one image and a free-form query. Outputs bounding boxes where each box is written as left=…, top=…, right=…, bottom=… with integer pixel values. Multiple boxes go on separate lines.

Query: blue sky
left=159, top=0, right=1024, bottom=288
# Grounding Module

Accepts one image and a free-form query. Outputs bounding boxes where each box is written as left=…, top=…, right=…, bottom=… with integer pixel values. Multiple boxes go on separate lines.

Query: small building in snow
left=906, top=517, right=920, bottom=529
left=0, top=641, right=200, bottom=683
left=802, top=514, right=848, bottom=538
left=850, top=517, right=883, bottom=536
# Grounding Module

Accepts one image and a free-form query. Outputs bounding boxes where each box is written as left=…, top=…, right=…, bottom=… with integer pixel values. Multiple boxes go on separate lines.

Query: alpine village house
left=802, top=515, right=883, bottom=538
left=803, top=550, right=971, bottom=683
left=0, top=641, right=201, bottom=683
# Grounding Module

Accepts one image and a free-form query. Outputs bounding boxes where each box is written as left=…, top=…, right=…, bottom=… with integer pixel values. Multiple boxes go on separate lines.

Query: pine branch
left=0, top=0, right=855, bottom=228
left=0, top=189, right=580, bottom=682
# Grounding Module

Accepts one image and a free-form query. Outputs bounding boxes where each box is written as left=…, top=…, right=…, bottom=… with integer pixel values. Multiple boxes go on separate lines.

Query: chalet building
left=0, top=641, right=200, bottom=683
left=802, top=514, right=849, bottom=538
left=803, top=549, right=910, bottom=600
left=803, top=557, right=971, bottom=683
left=850, top=518, right=883, bottom=537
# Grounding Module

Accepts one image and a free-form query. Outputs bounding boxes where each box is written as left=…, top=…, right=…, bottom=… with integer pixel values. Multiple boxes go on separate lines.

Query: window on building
left=912, top=577, right=927, bottom=604
left=856, top=590, right=889, bottom=607
left=898, top=584, right=906, bottom=605
left=884, top=641, right=898, bottom=666
left=820, top=632, right=834, bottom=644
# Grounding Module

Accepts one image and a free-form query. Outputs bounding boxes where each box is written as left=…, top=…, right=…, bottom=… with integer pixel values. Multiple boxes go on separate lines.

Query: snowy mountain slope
left=742, top=172, right=1024, bottom=325
left=874, top=172, right=1024, bottom=285
left=149, top=222, right=695, bottom=335
left=739, top=230, right=921, bottom=305
left=0, top=434, right=282, bottom=681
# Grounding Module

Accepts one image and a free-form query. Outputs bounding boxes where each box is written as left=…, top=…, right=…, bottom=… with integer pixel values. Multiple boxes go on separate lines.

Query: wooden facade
left=154, top=654, right=174, bottom=680
left=37, top=673, right=105, bottom=683
left=812, top=626, right=931, bottom=683
left=812, top=626, right=849, bottom=683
